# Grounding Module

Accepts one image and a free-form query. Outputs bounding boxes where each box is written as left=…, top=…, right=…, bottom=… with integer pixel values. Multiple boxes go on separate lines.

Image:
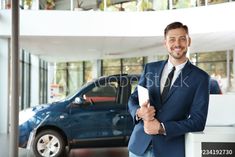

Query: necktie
left=161, top=66, right=175, bottom=101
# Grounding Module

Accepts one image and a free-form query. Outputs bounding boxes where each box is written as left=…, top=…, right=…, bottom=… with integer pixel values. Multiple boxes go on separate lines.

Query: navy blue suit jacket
left=128, top=60, right=210, bottom=157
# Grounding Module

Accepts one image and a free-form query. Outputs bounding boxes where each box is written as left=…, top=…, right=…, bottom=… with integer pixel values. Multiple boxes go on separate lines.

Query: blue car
left=209, top=78, right=222, bottom=94
left=19, top=74, right=221, bottom=157
left=19, top=74, right=139, bottom=157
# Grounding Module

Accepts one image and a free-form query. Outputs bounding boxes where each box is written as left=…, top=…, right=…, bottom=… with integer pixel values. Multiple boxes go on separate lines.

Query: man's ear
left=163, top=39, right=167, bottom=48
left=188, top=37, right=191, bottom=47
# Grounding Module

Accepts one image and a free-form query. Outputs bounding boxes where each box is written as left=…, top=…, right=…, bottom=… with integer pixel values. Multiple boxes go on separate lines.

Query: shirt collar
left=167, top=59, right=188, bottom=72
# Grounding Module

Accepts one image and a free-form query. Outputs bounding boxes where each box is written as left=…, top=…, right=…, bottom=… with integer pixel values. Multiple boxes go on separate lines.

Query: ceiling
left=20, top=30, right=235, bottom=62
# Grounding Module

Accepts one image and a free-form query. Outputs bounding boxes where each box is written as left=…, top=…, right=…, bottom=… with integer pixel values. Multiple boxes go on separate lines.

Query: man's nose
left=175, top=39, right=180, bottom=46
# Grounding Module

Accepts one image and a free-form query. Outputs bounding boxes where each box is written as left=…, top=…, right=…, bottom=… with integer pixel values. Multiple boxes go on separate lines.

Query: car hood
left=32, top=100, right=68, bottom=112
left=19, top=101, right=68, bottom=126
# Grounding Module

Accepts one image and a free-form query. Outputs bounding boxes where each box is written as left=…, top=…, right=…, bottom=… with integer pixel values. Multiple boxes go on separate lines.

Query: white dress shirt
left=160, top=60, right=188, bottom=94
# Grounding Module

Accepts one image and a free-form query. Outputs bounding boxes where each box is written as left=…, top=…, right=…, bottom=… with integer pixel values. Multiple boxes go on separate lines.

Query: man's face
left=164, top=28, right=191, bottom=60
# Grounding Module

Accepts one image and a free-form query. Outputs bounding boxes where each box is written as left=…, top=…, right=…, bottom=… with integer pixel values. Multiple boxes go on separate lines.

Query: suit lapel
left=162, top=61, right=193, bottom=103
left=157, top=61, right=167, bottom=103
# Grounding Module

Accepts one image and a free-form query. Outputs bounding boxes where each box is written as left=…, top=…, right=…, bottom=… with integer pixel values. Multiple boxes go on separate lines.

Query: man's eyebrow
left=168, top=35, right=187, bottom=38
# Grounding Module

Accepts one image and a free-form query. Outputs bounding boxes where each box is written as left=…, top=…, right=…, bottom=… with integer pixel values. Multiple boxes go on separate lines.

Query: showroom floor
left=19, top=147, right=128, bottom=157
left=1, top=133, right=128, bottom=157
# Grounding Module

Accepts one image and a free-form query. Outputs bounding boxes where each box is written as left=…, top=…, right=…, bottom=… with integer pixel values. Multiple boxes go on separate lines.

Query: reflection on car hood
left=31, top=101, right=67, bottom=112
left=19, top=107, right=36, bottom=125
left=31, top=104, right=50, bottom=111
left=19, top=104, right=50, bottom=125
left=19, top=101, right=67, bottom=126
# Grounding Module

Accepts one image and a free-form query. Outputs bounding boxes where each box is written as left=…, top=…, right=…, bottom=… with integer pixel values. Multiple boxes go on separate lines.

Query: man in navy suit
left=128, top=22, right=210, bottom=157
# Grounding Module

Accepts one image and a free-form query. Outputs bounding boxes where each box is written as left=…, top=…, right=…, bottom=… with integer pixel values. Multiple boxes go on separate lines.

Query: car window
left=83, top=82, right=118, bottom=103
left=130, top=79, right=138, bottom=94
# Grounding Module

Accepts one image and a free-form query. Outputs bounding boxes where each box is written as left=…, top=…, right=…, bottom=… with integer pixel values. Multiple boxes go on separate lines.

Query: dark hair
left=164, top=22, right=189, bottom=37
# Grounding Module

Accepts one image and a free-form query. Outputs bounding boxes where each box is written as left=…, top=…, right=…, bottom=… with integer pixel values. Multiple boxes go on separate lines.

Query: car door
left=68, top=77, right=125, bottom=143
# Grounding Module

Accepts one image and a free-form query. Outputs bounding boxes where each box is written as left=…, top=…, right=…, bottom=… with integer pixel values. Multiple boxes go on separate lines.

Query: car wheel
left=33, top=130, right=66, bottom=157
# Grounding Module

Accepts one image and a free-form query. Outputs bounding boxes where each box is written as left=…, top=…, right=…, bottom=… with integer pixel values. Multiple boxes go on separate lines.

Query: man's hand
left=136, top=100, right=156, bottom=121
left=144, top=119, right=161, bottom=135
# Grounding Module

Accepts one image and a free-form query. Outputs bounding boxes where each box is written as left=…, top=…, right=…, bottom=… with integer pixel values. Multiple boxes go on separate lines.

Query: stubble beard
left=169, top=49, right=187, bottom=60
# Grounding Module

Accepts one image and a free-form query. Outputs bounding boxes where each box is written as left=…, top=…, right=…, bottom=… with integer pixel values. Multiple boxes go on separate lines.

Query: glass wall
left=207, top=0, right=230, bottom=5
left=39, top=59, right=48, bottom=104
left=170, top=0, right=229, bottom=9
left=190, top=51, right=234, bottom=93
left=153, top=0, right=169, bottom=10
left=19, top=50, right=49, bottom=110
left=54, top=62, right=68, bottom=98
left=20, top=50, right=31, bottom=110
left=172, top=0, right=194, bottom=9
left=102, top=57, right=145, bottom=76
left=102, top=59, right=121, bottom=75
left=47, top=0, right=71, bottom=10
left=67, top=62, right=84, bottom=95
left=51, top=61, right=92, bottom=100
left=0, top=0, right=11, bottom=9
left=50, top=57, right=145, bottom=101
left=84, top=61, right=93, bottom=82
left=2, top=0, right=231, bottom=11
left=122, top=57, right=145, bottom=74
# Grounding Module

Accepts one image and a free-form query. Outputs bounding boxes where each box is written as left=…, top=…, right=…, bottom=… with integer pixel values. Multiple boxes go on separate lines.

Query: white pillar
left=226, top=50, right=231, bottom=92
left=0, top=38, right=10, bottom=133
left=70, top=0, right=74, bottom=10
left=92, top=59, right=101, bottom=78
left=30, top=54, right=40, bottom=107
left=232, top=49, right=235, bottom=92
left=33, top=0, right=40, bottom=10
left=104, top=0, right=107, bottom=11
left=169, top=0, right=173, bottom=9
left=48, top=62, right=56, bottom=102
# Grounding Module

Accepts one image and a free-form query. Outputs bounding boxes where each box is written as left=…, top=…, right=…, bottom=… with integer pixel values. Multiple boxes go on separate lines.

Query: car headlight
left=19, top=108, right=36, bottom=125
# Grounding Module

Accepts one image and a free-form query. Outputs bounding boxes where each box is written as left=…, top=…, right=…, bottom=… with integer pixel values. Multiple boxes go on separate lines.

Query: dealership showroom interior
left=1, top=0, right=235, bottom=157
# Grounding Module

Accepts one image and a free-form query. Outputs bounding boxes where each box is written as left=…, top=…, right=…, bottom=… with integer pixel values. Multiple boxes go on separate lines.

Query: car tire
left=33, top=130, right=66, bottom=157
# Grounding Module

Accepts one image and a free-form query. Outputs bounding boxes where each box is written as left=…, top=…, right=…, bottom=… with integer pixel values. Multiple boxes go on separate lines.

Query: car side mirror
left=74, top=97, right=85, bottom=105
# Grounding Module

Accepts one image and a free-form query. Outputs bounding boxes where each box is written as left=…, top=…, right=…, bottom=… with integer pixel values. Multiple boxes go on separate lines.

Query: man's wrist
left=135, top=108, right=142, bottom=121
